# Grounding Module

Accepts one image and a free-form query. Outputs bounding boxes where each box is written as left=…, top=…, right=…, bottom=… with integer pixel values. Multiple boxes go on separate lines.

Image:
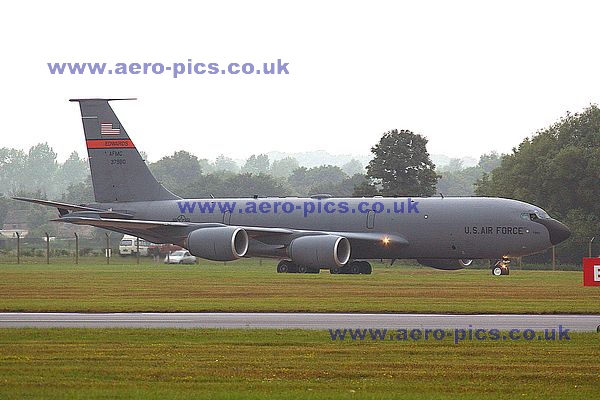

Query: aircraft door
left=223, top=210, right=232, bottom=225
left=366, top=210, right=375, bottom=229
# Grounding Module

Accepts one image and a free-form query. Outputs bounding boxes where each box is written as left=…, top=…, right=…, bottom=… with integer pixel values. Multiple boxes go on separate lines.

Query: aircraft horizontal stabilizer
left=13, top=197, right=134, bottom=219
left=13, top=197, right=104, bottom=212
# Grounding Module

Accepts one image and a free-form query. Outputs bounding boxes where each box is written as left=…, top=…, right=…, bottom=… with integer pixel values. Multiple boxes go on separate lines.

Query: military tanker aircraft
left=15, top=99, right=571, bottom=276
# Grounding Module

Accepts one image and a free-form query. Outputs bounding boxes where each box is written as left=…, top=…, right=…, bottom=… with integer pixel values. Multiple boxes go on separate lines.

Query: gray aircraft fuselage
left=88, top=196, right=566, bottom=260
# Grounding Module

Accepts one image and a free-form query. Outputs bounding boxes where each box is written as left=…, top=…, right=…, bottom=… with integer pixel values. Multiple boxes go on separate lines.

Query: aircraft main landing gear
left=277, top=259, right=296, bottom=273
left=330, top=260, right=372, bottom=275
left=276, top=260, right=372, bottom=275
left=276, top=260, right=319, bottom=274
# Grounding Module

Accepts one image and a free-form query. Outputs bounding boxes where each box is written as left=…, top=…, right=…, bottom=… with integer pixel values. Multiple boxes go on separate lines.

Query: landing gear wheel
left=298, top=265, right=308, bottom=274
left=349, top=263, right=360, bottom=274
left=492, top=256, right=510, bottom=276
left=277, top=260, right=293, bottom=273
left=492, top=258, right=510, bottom=276
left=359, top=261, right=372, bottom=275
left=492, top=265, right=510, bottom=276
left=330, top=266, right=342, bottom=274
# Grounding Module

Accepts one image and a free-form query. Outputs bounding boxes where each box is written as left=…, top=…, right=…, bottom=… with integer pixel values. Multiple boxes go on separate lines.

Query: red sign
left=583, top=258, right=600, bottom=286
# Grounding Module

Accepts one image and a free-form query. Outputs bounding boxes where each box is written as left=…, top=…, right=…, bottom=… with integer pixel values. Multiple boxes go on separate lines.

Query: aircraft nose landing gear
left=492, top=257, right=510, bottom=276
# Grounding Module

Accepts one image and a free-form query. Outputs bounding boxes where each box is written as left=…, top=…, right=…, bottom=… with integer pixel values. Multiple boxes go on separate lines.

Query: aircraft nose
left=545, top=219, right=571, bottom=245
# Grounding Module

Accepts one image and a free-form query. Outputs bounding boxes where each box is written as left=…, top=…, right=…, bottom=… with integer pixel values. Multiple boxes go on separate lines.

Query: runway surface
left=1, top=313, right=599, bottom=331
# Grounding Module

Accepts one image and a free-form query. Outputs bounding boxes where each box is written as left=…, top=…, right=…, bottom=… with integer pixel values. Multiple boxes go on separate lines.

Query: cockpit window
left=529, top=213, right=539, bottom=221
left=537, top=210, right=550, bottom=219
left=522, top=210, right=550, bottom=221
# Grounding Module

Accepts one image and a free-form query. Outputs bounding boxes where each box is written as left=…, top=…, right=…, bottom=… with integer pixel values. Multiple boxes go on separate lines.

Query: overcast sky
left=2, top=1, right=599, bottom=163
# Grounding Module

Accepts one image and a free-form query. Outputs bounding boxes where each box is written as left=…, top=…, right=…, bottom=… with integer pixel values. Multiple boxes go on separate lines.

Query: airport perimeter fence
left=0, top=234, right=145, bottom=265
left=0, top=233, right=265, bottom=266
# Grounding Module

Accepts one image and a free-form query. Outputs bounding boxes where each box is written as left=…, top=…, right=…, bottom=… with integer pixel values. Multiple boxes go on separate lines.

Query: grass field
left=0, top=260, right=598, bottom=314
left=0, top=328, right=598, bottom=399
left=1, top=260, right=598, bottom=399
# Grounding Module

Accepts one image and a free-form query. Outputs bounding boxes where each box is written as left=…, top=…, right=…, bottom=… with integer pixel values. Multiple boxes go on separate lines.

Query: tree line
left=475, top=105, right=600, bottom=263
left=0, top=135, right=498, bottom=205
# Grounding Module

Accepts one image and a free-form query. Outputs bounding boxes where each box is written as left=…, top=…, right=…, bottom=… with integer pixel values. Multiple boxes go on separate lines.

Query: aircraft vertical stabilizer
left=70, top=98, right=179, bottom=203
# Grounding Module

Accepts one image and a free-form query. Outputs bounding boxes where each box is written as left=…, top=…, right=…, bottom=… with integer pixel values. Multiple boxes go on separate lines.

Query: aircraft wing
left=244, top=228, right=408, bottom=249
left=330, top=231, right=409, bottom=249
left=15, top=193, right=409, bottom=254
left=54, top=215, right=409, bottom=253
left=55, top=215, right=214, bottom=245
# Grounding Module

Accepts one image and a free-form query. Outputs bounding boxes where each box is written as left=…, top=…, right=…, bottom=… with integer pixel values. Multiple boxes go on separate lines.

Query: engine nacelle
left=288, top=235, right=351, bottom=268
left=416, top=258, right=473, bottom=270
left=186, top=226, right=248, bottom=261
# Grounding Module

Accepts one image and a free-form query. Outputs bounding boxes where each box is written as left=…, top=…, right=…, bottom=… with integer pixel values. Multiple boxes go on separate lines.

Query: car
left=164, top=250, right=197, bottom=264
left=148, top=243, right=183, bottom=257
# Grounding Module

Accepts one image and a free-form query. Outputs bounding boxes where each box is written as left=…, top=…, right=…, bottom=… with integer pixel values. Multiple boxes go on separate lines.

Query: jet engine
left=186, top=226, right=248, bottom=261
left=288, top=235, right=351, bottom=268
left=416, top=258, right=473, bottom=270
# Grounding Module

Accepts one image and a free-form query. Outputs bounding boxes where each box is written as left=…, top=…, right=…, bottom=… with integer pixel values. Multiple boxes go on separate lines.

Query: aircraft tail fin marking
left=70, top=98, right=179, bottom=203
left=85, top=139, right=136, bottom=149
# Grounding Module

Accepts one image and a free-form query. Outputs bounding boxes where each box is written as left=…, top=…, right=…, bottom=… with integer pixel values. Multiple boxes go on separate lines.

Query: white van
left=119, top=235, right=153, bottom=256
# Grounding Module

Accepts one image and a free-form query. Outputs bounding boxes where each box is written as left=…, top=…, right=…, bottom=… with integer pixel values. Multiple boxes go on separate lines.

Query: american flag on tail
left=100, top=122, right=120, bottom=135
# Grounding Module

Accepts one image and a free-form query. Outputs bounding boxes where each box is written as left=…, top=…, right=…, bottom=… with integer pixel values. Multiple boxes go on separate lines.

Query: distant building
left=0, top=209, right=96, bottom=240
left=56, top=223, right=95, bottom=239
left=0, top=209, right=29, bottom=238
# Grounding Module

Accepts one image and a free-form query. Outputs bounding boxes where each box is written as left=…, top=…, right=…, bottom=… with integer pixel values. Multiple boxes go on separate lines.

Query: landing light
left=382, top=236, right=391, bottom=245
